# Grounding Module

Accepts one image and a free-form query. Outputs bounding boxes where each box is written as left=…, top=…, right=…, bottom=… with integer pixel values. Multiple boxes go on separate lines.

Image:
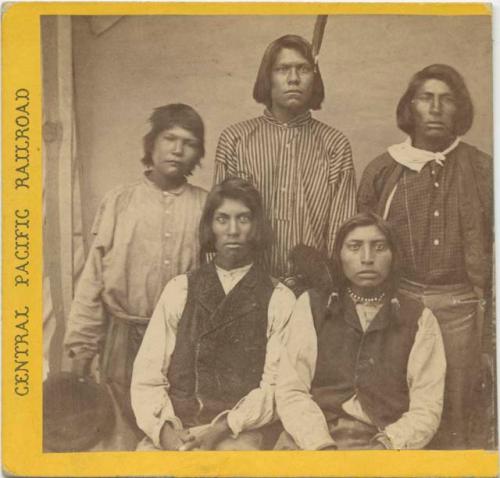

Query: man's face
left=212, top=198, right=255, bottom=269
left=151, top=126, right=201, bottom=179
left=411, top=79, right=458, bottom=146
left=340, top=225, right=392, bottom=295
left=270, top=48, right=314, bottom=117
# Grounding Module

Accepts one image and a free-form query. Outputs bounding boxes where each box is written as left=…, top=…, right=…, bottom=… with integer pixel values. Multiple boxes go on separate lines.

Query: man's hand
left=180, top=418, right=231, bottom=451
left=160, top=422, right=194, bottom=450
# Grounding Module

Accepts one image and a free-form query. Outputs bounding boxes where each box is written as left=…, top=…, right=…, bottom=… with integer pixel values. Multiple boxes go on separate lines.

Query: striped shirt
left=214, top=109, right=357, bottom=277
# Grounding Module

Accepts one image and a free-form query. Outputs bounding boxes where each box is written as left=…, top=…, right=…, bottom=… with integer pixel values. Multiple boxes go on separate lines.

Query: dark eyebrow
left=370, top=239, right=388, bottom=246
left=275, top=61, right=311, bottom=67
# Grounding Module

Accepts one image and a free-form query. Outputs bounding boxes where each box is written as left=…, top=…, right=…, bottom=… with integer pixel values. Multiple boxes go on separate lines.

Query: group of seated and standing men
left=63, top=33, right=492, bottom=451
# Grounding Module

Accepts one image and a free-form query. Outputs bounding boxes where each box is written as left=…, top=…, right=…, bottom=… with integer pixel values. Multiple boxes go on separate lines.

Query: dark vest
left=309, top=290, right=423, bottom=429
left=167, top=263, right=274, bottom=427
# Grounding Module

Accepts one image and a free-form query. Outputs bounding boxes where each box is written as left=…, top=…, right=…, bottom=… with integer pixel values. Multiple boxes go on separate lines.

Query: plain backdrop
left=71, top=14, right=492, bottom=243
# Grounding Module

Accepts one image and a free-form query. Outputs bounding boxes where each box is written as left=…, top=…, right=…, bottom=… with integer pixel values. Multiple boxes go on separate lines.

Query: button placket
left=429, top=166, right=444, bottom=255
left=274, top=127, right=294, bottom=221
left=162, top=194, right=174, bottom=270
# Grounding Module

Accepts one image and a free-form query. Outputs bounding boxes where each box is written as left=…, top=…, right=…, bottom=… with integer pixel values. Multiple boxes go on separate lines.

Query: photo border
left=2, top=2, right=497, bottom=476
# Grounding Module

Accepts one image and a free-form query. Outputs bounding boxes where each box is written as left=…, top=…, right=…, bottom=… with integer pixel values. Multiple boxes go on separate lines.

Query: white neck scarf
left=387, top=137, right=461, bottom=172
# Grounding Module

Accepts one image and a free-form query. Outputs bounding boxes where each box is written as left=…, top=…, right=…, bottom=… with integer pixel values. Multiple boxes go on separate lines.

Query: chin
left=356, top=280, right=382, bottom=289
left=424, top=128, right=452, bottom=138
left=163, top=170, right=186, bottom=180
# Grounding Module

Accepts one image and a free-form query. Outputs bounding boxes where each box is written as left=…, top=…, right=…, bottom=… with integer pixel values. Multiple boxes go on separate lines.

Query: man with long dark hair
left=358, top=65, right=493, bottom=448
left=276, top=213, right=446, bottom=450
left=214, top=35, right=356, bottom=278
left=132, top=178, right=295, bottom=450
left=64, top=104, right=207, bottom=448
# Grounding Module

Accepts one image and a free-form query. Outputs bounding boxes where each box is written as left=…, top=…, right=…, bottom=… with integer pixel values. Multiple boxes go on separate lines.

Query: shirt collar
left=387, top=136, right=461, bottom=173
left=143, top=171, right=187, bottom=196
left=215, top=262, right=253, bottom=278
left=263, top=108, right=312, bottom=128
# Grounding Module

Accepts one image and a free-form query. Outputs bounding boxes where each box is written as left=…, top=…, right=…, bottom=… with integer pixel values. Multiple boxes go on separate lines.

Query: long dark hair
left=331, top=212, right=401, bottom=295
left=396, top=64, right=474, bottom=137
left=199, top=178, right=272, bottom=260
left=253, top=34, right=325, bottom=110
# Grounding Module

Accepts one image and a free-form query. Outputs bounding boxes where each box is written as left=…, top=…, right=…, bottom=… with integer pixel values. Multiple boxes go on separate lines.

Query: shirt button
left=164, top=259, right=170, bottom=265
left=433, top=239, right=440, bottom=246
left=164, top=232, right=171, bottom=238
left=434, top=210, right=440, bottom=217
left=165, top=210, right=170, bottom=214
left=431, top=170, right=436, bottom=176
left=434, top=182, right=439, bottom=188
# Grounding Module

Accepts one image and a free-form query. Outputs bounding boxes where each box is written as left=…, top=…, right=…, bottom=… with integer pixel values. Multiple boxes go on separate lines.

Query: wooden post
left=42, top=16, right=74, bottom=374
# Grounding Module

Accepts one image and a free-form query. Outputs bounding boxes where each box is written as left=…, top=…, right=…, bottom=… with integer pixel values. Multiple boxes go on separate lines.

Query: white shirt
left=276, top=292, right=446, bottom=450
left=131, top=265, right=296, bottom=448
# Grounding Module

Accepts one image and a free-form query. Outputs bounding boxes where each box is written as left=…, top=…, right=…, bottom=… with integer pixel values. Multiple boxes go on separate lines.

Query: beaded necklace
left=347, top=287, right=385, bottom=304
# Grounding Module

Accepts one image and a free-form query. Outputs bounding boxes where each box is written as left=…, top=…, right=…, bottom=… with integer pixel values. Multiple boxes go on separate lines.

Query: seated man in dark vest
left=131, top=178, right=296, bottom=450
left=275, top=213, right=446, bottom=450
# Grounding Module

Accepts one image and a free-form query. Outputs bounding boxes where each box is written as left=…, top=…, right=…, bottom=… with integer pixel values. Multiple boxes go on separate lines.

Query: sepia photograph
left=38, top=10, right=494, bottom=458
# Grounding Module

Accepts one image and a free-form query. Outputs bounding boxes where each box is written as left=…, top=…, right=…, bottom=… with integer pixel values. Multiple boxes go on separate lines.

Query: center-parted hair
left=253, top=34, right=325, bottom=110
left=142, top=103, right=205, bottom=169
left=331, top=212, right=401, bottom=294
left=396, top=64, right=474, bottom=137
left=199, top=177, right=272, bottom=258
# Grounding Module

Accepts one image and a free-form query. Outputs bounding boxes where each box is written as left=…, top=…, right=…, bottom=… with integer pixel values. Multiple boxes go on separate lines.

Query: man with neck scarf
left=357, top=64, right=493, bottom=449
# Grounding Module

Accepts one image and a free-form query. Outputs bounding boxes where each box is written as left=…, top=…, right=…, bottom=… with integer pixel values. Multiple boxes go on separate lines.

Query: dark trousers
left=100, top=316, right=148, bottom=439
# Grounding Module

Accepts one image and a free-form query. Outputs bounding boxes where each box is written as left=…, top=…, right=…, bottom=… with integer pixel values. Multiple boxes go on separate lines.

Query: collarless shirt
left=65, top=175, right=207, bottom=360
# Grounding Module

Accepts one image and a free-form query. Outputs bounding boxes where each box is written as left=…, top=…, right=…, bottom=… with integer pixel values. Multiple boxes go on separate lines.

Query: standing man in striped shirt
left=214, top=35, right=356, bottom=279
